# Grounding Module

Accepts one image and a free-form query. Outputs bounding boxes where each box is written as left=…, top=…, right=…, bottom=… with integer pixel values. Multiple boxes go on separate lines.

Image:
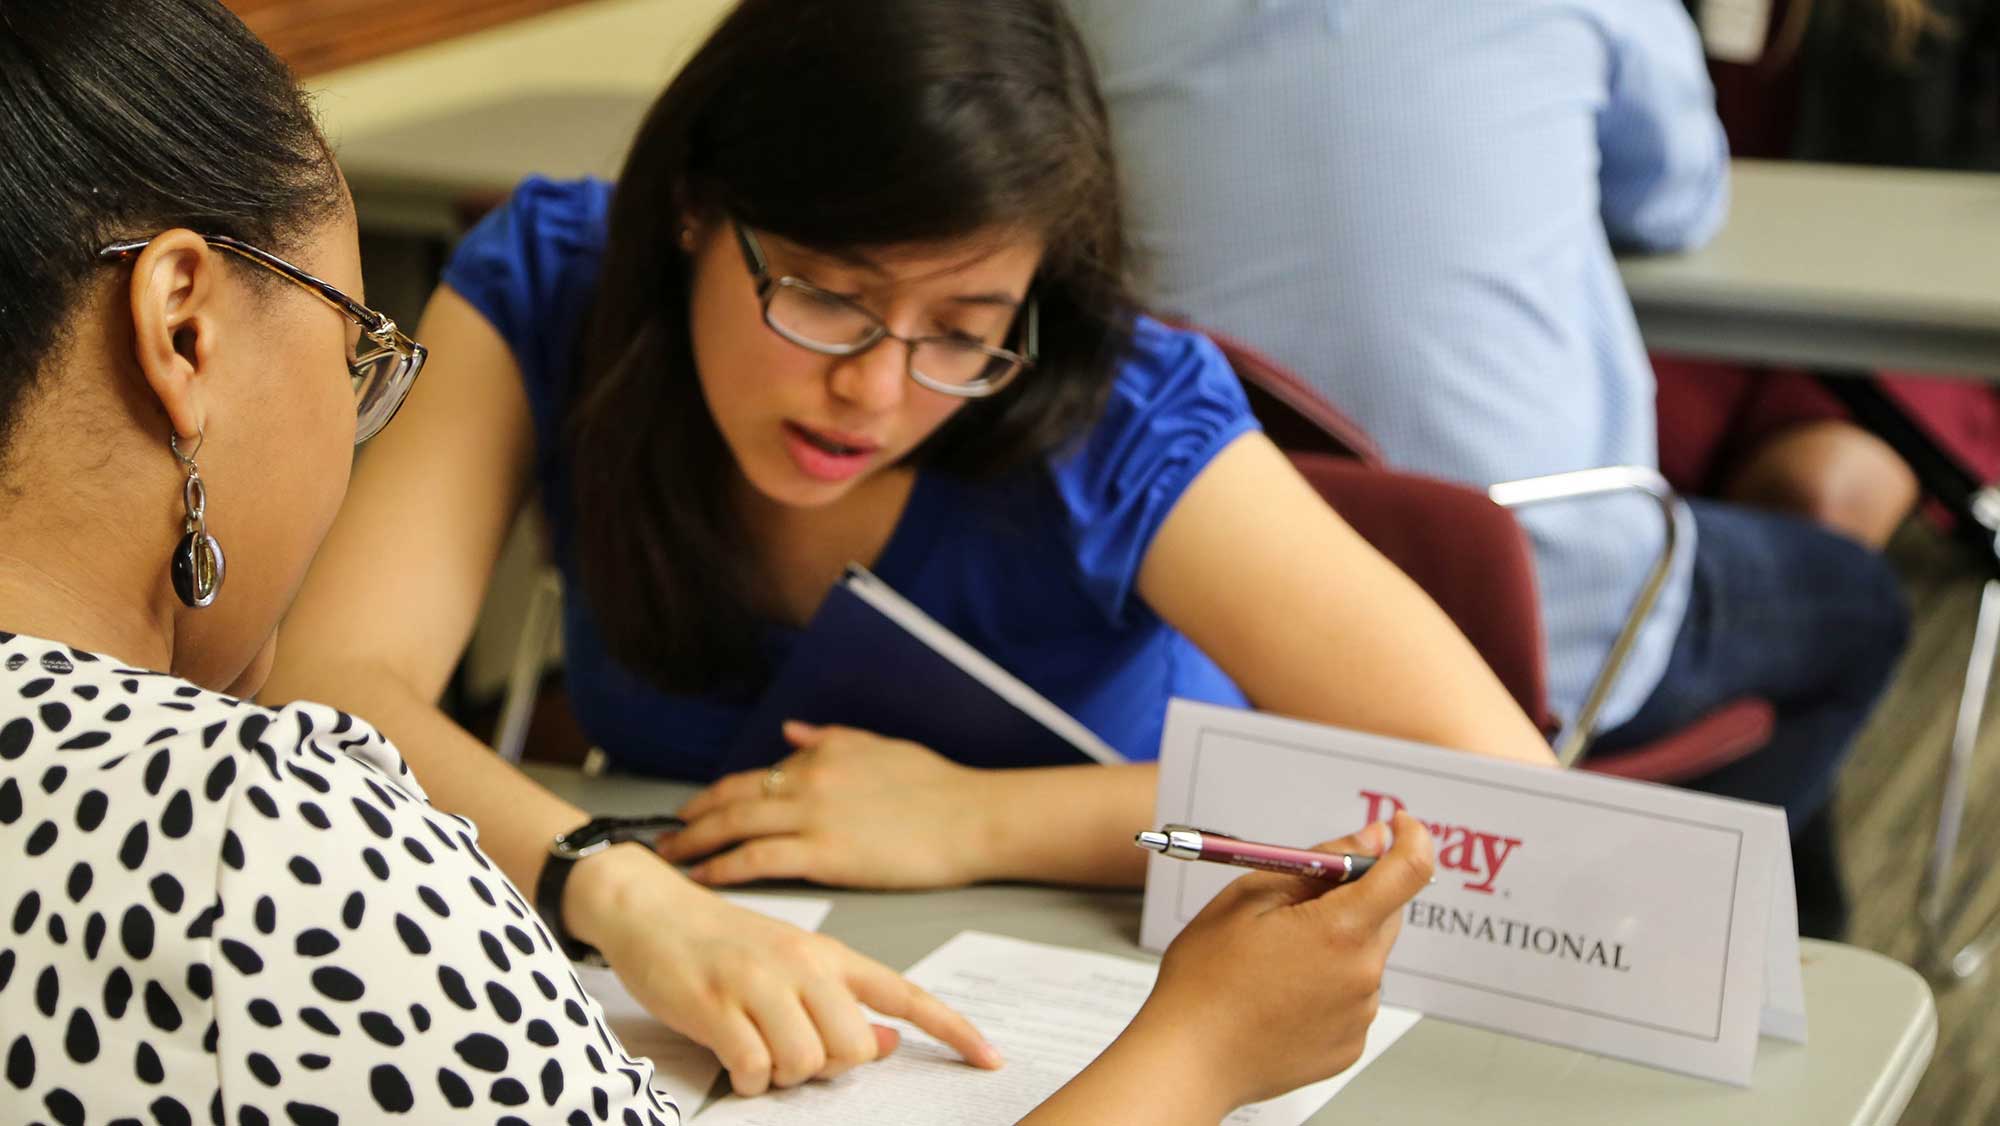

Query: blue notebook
left=721, top=565, right=1124, bottom=774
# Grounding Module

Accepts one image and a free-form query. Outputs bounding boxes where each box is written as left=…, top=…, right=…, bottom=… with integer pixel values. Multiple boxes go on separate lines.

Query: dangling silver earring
left=169, top=431, right=225, bottom=609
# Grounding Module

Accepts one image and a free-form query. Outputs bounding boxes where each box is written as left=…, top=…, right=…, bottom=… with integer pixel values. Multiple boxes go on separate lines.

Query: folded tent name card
left=1140, top=701, right=1805, bottom=1087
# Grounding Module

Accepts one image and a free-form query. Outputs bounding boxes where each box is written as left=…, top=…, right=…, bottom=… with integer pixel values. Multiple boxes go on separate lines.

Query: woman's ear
left=678, top=201, right=725, bottom=254
left=125, top=229, right=221, bottom=442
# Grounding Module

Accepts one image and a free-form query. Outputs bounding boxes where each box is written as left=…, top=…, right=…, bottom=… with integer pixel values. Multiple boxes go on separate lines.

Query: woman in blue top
left=269, top=0, right=1549, bottom=1091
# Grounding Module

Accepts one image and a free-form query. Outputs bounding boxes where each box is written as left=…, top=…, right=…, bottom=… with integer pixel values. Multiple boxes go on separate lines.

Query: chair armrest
left=1488, top=467, right=1684, bottom=767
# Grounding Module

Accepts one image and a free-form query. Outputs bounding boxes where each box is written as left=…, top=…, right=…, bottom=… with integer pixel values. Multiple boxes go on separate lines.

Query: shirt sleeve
left=1595, top=0, right=1731, bottom=253
left=439, top=176, right=613, bottom=454
left=1047, top=318, right=1260, bottom=625
left=207, top=702, right=679, bottom=1124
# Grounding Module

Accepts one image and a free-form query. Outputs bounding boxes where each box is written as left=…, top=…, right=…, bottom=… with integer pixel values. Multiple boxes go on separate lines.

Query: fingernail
left=979, top=1042, right=1005, bottom=1068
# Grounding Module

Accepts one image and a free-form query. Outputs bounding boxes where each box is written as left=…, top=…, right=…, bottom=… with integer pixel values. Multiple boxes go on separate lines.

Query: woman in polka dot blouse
left=0, top=2, right=687, bottom=1121
left=0, top=3, right=1438, bottom=1123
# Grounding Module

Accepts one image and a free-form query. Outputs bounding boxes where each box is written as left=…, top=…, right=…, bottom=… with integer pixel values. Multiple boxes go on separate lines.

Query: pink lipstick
left=782, top=421, right=879, bottom=484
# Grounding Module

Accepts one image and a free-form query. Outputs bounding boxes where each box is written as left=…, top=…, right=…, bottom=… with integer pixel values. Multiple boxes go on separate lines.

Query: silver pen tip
left=1134, top=830, right=1170, bottom=853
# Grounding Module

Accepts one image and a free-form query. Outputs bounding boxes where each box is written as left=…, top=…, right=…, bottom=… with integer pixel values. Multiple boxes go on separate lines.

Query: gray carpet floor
left=1838, top=523, right=2000, bottom=1125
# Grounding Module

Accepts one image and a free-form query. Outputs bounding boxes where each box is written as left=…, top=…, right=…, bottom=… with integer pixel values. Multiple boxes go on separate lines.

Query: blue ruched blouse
left=444, top=177, right=1255, bottom=781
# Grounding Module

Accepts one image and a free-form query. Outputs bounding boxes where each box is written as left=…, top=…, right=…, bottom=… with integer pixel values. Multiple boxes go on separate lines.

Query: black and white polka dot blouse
left=0, top=631, right=679, bottom=1125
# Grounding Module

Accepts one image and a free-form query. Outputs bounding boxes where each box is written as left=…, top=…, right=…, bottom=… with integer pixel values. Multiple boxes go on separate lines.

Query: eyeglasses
left=734, top=224, right=1036, bottom=398
left=97, top=233, right=427, bottom=445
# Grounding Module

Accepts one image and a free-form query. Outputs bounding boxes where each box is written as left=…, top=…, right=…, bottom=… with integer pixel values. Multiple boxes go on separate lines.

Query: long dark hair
left=0, top=0, right=343, bottom=457
left=1771, top=0, right=1952, bottom=64
left=570, top=0, right=1134, bottom=694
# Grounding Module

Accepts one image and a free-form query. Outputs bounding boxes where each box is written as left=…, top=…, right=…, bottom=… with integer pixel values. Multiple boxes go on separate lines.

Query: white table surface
left=1619, top=160, right=2000, bottom=379
left=526, top=764, right=1937, bottom=1125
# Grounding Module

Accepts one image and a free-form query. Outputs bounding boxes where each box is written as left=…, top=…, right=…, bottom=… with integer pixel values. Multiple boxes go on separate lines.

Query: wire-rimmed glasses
left=734, top=223, right=1036, bottom=398
left=98, top=234, right=426, bottom=445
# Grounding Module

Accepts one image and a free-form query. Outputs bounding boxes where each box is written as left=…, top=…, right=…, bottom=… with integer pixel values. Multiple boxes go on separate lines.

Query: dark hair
left=571, top=0, right=1134, bottom=693
left=1774, top=0, right=1952, bottom=65
left=0, top=0, right=343, bottom=458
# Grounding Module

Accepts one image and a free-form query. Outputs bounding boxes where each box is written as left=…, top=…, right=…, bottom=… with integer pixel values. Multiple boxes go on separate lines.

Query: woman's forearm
left=1021, top=1004, right=1233, bottom=1125
left=261, top=658, right=588, bottom=895
left=970, top=762, right=1158, bottom=887
left=261, top=660, right=693, bottom=942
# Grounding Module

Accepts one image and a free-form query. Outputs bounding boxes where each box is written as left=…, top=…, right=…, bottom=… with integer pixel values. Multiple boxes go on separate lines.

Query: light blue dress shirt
left=1070, top=0, right=1729, bottom=730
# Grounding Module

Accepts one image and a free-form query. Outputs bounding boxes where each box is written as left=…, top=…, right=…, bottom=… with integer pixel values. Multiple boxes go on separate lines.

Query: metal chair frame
left=493, top=567, right=564, bottom=767
left=1487, top=466, right=1685, bottom=767
left=1816, top=376, right=2000, bottom=984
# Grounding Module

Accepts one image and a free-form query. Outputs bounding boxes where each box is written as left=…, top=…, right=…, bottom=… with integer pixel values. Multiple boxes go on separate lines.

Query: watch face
left=565, top=818, right=623, bottom=845
left=552, top=820, right=611, bottom=859
left=553, top=815, right=682, bottom=858
left=561, top=821, right=599, bottom=846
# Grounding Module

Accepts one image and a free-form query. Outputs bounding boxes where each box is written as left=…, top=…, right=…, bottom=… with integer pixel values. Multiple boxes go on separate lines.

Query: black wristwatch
left=535, top=813, right=687, bottom=965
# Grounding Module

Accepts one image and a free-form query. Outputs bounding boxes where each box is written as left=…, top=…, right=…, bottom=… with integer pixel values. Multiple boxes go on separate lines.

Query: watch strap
left=535, top=814, right=688, bottom=965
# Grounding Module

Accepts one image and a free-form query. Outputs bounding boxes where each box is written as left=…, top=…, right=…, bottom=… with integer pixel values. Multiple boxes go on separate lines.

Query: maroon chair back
left=1213, top=322, right=1774, bottom=782
left=1286, top=454, right=1559, bottom=734
left=1192, top=328, right=1385, bottom=464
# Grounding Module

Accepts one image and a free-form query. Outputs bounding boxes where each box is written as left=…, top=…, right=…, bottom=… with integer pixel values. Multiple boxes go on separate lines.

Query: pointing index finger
left=845, top=957, right=1003, bottom=1071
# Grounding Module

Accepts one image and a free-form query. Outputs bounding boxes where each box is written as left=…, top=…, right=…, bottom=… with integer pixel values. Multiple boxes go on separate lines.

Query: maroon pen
left=1134, top=824, right=1376, bottom=883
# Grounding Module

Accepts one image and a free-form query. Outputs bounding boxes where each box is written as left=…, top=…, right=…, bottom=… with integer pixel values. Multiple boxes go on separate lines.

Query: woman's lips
left=782, top=421, right=880, bottom=483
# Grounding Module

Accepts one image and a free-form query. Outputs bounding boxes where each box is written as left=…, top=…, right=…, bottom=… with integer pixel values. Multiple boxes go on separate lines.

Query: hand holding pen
left=1135, top=824, right=1378, bottom=884
left=1034, top=813, right=1435, bottom=1120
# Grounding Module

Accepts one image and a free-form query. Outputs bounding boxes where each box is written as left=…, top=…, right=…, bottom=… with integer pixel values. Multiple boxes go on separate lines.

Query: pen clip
left=1161, top=823, right=1235, bottom=840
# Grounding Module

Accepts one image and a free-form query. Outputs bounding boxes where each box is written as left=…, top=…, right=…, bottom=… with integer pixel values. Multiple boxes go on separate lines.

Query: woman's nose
left=827, top=339, right=909, bottom=413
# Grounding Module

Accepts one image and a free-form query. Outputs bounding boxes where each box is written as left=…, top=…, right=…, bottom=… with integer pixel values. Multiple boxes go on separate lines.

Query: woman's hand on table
left=658, top=722, right=995, bottom=889
left=569, top=843, right=1001, bottom=1095
left=1021, top=813, right=1435, bottom=1124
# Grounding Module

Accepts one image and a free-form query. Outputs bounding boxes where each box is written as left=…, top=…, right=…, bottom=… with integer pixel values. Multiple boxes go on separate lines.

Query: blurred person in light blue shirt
left=1071, top=0, right=1909, bottom=936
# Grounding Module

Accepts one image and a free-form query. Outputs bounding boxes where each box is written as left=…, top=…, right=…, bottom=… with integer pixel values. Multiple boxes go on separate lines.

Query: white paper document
left=1140, top=701, right=1803, bottom=1087
left=577, top=894, right=836, bottom=1109
left=693, top=931, right=1419, bottom=1125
